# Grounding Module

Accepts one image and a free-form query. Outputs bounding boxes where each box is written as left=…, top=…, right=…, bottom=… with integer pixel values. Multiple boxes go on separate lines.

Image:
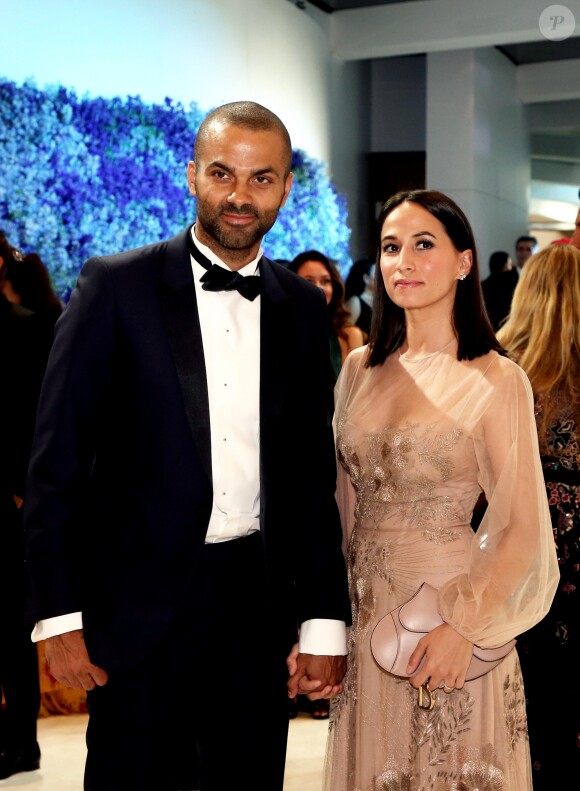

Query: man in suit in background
left=24, top=101, right=351, bottom=791
left=514, top=234, right=538, bottom=269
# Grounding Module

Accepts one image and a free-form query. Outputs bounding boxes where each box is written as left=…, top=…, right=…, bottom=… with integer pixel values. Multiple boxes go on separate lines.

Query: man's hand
left=44, top=629, right=109, bottom=690
left=287, top=653, right=346, bottom=701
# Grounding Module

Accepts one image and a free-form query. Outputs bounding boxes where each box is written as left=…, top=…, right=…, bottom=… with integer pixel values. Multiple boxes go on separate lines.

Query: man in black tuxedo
left=24, top=101, right=350, bottom=791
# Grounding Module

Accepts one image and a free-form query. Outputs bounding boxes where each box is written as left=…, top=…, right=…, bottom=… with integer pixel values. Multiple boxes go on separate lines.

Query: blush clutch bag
left=370, top=582, right=516, bottom=681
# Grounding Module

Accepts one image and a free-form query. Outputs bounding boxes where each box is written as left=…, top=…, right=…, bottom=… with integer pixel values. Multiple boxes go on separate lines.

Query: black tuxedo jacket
left=24, top=229, right=351, bottom=672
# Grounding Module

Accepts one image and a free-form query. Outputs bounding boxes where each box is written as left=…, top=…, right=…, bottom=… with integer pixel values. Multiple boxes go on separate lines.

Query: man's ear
left=187, top=161, right=197, bottom=197
left=280, top=172, right=293, bottom=208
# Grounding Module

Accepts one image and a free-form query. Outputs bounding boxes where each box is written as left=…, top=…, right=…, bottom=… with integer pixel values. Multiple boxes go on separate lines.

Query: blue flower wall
left=0, top=79, right=351, bottom=299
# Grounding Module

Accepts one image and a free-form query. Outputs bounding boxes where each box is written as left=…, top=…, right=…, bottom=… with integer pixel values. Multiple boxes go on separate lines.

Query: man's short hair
left=193, top=101, right=292, bottom=176
left=515, top=235, right=538, bottom=248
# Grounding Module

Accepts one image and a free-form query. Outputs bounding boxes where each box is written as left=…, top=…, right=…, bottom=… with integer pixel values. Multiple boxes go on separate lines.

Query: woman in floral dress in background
left=498, top=243, right=580, bottom=789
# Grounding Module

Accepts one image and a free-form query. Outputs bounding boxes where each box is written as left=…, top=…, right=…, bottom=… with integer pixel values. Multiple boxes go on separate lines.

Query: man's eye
left=255, top=176, right=271, bottom=184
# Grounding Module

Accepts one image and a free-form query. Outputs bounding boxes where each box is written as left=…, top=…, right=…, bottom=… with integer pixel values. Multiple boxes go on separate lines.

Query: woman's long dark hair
left=289, top=250, right=352, bottom=340
left=367, top=190, right=504, bottom=367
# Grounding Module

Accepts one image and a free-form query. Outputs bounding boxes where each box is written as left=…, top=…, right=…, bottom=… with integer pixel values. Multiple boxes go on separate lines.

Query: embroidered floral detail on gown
left=324, top=347, right=559, bottom=791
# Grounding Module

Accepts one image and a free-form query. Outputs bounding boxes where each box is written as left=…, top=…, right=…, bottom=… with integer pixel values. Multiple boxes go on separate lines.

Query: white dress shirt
left=32, top=227, right=346, bottom=656
left=191, top=232, right=261, bottom=543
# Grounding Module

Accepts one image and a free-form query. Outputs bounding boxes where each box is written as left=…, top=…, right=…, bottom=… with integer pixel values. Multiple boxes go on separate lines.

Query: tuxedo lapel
left=259, top=259, right=292, bottom=429
left=158, top=229, right=212, bottom=486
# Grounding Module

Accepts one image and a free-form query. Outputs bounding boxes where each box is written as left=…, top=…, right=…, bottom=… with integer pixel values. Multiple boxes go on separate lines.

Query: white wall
left=426, top=47, right=530, bottom=275
left=329, top=57, right=372, bottom=260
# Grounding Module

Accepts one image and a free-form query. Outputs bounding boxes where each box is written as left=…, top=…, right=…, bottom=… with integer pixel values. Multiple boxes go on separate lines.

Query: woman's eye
left=417, top=239, right=433, bottom=249
left=382, top=243, right=398, bottom=253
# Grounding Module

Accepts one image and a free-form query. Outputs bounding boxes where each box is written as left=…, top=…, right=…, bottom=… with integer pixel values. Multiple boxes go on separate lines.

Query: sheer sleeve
left=438, top=357, right=559, bottom=647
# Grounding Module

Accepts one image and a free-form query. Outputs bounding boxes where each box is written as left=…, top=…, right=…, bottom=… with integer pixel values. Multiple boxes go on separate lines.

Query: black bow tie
left=187, top=227, right=262, bottom=302
left=200, top=265, right=262, bottom=301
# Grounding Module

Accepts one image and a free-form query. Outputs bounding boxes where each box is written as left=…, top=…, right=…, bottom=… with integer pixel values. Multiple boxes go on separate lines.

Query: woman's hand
left=406, top=622, right=474, bottom=692
left=286, top=642, right=299, bottom=677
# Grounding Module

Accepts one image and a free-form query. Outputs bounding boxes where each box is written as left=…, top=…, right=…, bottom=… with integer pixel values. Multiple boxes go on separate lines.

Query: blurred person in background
left=480, top=250, right=518, bottom=331
left=344, top=257, right=374, bottom=340
left=498, top=244, right=580, bottom=789
left=289, top=250, right=364, bottom=385
left=514, top=235, right=537, bottom=270
left=570, top=204, right=580, bottom=249
left=0, top=233, right=52, bottom=780
left=0, top=235, right=62, bottom=336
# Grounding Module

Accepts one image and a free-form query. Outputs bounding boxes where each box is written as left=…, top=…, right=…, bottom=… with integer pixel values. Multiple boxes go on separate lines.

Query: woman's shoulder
left=466, top=350, right=533, bottom=400
left=335, top=345, right=369, bottom=406
left=345, top=344, right=368, bottom=364
left=339, top=344, right=368, bottom=380
left=479, top=350, right=526, bottom=378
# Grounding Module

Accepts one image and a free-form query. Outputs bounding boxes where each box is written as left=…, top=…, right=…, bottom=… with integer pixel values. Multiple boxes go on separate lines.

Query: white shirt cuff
left=31, top=613, right=83, bottom=642
left=298, top=618, right=347, bottom=655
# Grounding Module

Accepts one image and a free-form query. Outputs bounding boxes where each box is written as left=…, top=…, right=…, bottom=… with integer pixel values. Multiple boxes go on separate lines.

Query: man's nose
left=226, top=185, right=250, bottom=206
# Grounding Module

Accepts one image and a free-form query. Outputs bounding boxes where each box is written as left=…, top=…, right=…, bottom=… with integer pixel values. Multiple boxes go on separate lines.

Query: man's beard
left=195, top=198, right=280, bottom=251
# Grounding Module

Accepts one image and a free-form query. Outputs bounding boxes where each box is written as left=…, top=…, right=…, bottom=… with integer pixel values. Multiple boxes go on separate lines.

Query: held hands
left=286, top=643, right=347, bottom=701
left=44, top=629, right=109, bottom=690
left=406, top=622, right=474, bottom=692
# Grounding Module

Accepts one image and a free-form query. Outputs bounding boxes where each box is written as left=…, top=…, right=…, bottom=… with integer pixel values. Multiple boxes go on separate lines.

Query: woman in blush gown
left=323, top=190, right=559, bottom=791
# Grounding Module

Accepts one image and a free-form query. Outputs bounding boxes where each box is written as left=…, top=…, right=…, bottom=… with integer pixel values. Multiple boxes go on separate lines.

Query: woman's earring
left=459, top=273, right=466, bottom=281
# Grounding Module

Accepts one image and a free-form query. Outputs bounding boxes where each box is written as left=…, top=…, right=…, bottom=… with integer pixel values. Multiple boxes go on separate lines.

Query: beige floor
left=0, top=712, right=329, bottom=790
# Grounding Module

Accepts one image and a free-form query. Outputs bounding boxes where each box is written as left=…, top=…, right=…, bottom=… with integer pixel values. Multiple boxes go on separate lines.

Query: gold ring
left=443, top=684, right=455, bottom=693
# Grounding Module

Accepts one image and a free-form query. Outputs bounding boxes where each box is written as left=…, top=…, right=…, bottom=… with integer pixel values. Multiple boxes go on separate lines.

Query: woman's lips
left=395, top=279, right=422, bottom=288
